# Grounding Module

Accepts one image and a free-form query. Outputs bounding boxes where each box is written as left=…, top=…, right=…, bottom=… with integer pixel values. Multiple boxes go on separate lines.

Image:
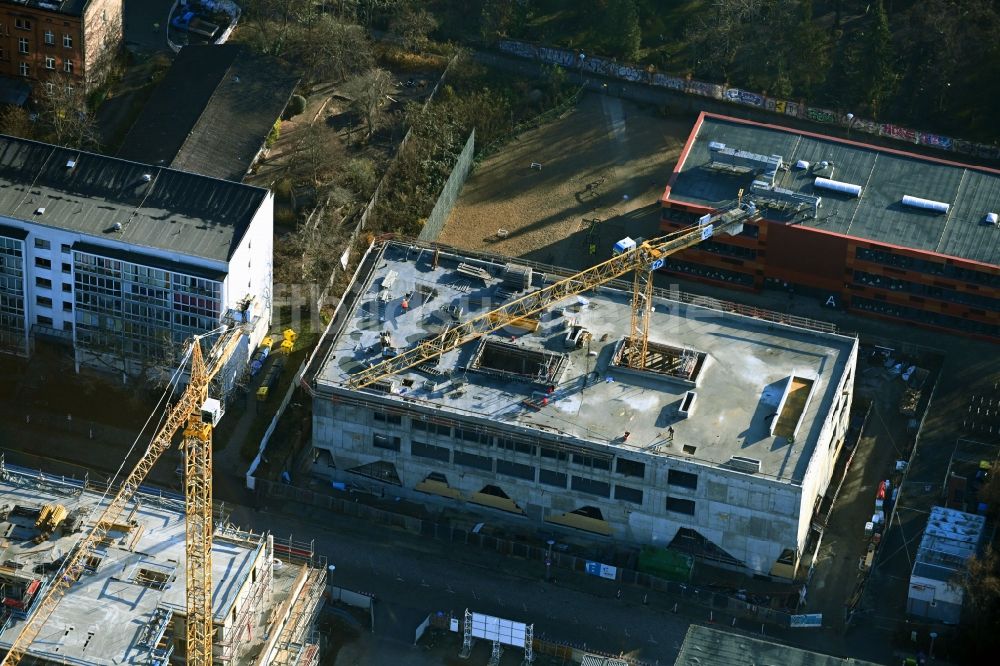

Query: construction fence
left=496, top=39, right=1000, bottom=161
left=255, top=478, right=795, bottom=629
left=417, top=128, right=476, bottom=242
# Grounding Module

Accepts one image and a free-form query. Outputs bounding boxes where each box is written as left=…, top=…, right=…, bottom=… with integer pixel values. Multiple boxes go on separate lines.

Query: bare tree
left=292, top=14, right=374, bottom=84
left=35, top=78, right=100, bottom=149
left=342, top=68, right=394, bottom=137
left=0, top=105, right=33, bottom=139
left=241, top=0, right=313, bottom=56
left=389, top=3, right=438, bottom=52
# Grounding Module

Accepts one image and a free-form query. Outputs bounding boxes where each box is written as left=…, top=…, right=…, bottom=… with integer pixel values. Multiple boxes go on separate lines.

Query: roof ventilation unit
left=794, top=160, right=810, bottom=170
left=813, top=177, right=863, bottom=197
left=901, top=195, right=950, bottom=214
left=34, top=207, right=45, bottom=215
left=65, top=159, right=76, bottom=169
left=984, top=212, right=998, bottom=226
left=728, top=456, right=762, bottom=474
left=708, top=141, right=726, bottom=151
left=141, top=173, right=153, bottom=183
left=113, top=222, right=123, bottom=232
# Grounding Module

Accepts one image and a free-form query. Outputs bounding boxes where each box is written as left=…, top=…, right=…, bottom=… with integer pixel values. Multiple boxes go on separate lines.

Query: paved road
left=229, top=501, right=696, bottom=663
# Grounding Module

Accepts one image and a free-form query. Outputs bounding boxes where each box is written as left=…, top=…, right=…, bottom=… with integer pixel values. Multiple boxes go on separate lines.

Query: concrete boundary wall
left=496, top=39, right=1000, bottom=162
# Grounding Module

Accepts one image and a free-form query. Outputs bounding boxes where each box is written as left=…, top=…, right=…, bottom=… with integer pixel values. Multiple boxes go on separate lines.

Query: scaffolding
left=215, top=531, right=274, bottom=663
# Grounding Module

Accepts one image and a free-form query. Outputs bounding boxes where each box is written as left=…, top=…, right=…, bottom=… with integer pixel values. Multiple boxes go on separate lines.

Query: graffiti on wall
left=497, top=38, right=992, bottom=162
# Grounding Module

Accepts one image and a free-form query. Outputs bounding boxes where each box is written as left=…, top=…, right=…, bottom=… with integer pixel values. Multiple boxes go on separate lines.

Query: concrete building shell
left=310, top=241, right=858, bottom=579
left=0, top=464, right=326, bottom=665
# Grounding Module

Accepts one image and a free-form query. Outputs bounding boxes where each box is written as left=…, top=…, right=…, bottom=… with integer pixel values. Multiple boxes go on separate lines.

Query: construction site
left=0, top=461, right=326, bottom=665
left=310, top=235, right=858, bottom=578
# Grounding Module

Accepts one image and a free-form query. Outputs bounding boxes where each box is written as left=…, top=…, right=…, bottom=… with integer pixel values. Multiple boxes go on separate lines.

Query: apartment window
left=63, top=34, right=72, bottom=48
left=614, top=484, right=644, bottom=505
left=372, top=433, right=400, bottom=451
left=34, top=238, right=51, bottom=250
left=34, top=257, right=51, bottom=269
left=496, top=459, right=535, bottom=481
left=62, top=301, right=72, bottom=312
left=60, top=244, right=70, bottom=254
left=456, top=428, right=490, bottom=445
left=615, top=458, right=645, bottom=479
left=17, top=38, right=28, bottom=55
left=61, top=283, right=71, bottom=293
left=61, top=262, right=71, bottom=274
left=15, top=18, right=31, bottom=30
left=571, top=476, right=610, bottom=498
left=411, top=440, right=450, bottom=462
left=18, top=62, right=28, bottom=77
left=538, top=469, right=567, bottom=488
left=36, top=296, right=52, bottom=308
left=37, top=315, right=52, bottom=326
left=666, top=496, right=696, bottom=516
left=63, top=59, right=73, bottom=74
left=667, top=469, right=699, bottom=490
left=63, top=321, right=72, bottom=332
left=44, top=81, right=54, bottom=94
left=35, top=277, right=51, bottom=289
left=496, top=437, right=535, bottom=456
left=44, top=30, right=54, bottom=45
left=45, top=56, right=55, bottom=70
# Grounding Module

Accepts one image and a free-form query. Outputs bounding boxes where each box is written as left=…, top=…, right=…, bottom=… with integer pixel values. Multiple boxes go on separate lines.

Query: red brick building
left=660, top=112, right=1000, bottom=340
left=0, top=0, right=122, bottom=93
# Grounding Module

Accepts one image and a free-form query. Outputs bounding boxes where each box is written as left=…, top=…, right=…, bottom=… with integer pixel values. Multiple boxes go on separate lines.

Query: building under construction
left=310, top=240, right=858, bottom=579
left=0, top=464, right=326, bottom=665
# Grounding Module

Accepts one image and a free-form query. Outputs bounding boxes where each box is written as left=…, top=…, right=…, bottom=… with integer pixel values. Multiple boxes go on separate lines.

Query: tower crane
left=0, top=325, right=245, bottom=666
left=348, top=196, right=760, bottom=389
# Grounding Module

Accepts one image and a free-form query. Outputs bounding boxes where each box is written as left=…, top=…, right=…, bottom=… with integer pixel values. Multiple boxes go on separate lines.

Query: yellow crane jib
left=0, top=325, right=244, bottom=666
left=347, top=199, right=760, bottom=390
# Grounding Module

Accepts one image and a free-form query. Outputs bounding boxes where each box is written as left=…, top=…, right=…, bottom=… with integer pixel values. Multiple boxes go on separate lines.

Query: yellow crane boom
left=1, top=326, right=244, bottom=666
left=348, top=200, right=760, bottom=389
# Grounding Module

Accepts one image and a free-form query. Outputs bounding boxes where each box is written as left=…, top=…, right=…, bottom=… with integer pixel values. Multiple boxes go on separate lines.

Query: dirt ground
left=439, top=92, right=692, bottom=268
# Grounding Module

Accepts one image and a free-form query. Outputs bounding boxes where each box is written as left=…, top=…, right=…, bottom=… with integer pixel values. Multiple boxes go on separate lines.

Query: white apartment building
left=0, top=135, right=273, bottom=378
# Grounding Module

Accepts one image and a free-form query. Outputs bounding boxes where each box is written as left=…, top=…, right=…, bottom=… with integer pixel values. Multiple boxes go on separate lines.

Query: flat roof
left=0, top=0, right=88, bottom=15
left=0, top=468, right=264, bottom=665
left=674, top=625, right=884, bottom=666
left=0, top=136, right=268, bottom=262
left=666, top=114, right=1000, bottom=267
left=316, top=242, right=856, bottom=483
left=118, top=45, right=299, bottom=182
left=912, top=506, right=985, bottom=581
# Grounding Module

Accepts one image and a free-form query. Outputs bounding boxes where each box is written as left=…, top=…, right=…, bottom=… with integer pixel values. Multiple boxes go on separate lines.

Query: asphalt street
left=228, top=502, right=696, bottom=664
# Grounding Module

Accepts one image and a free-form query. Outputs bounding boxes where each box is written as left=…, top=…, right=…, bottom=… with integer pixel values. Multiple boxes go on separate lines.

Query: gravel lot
left=439, top=93, right=693, bottom=268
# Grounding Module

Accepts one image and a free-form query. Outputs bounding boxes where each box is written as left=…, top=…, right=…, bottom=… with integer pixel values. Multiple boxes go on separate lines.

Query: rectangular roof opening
left=772, top=376, right=814, bottom=439
left=470, top=339, right=567, bottom=386
left=612, top=338, right=707, bottom=386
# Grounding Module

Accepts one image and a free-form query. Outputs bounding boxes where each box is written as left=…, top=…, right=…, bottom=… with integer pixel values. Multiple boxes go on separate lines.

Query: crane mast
left=348, top=199, right=759, bottom=390
left=1, top=327, right=243, bottom=666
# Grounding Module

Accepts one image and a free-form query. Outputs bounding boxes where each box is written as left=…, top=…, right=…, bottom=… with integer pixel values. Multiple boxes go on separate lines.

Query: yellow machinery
left=348, top=198, right=760, bottom=389
left=1, top=326, right=245, bottom=666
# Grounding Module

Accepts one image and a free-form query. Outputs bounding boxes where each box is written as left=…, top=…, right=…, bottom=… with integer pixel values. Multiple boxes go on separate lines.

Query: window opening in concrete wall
left=667, top=469, right=698, bottom=489
left=616, top=458, right=645, bottom=478
left=346, top=460, right=401, bottom=485
left=682, top=444, right=697, bottom=455
left=670, top=528, right=744, bottom=568
left=570, top=506, right=604, bottom=520
left=666, top=496, right=696, bottom=515
left=470, top=339, right=567, bottom=386
left=614, top=484, right=643, bottom=504
left=372, top=433, right=401, bottom=451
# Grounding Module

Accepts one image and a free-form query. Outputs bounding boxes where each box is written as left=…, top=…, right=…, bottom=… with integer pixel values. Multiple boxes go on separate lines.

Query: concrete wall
left=312, top=395, right=824, bottom=577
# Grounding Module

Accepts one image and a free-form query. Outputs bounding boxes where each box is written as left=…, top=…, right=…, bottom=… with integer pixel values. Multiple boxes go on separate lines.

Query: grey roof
left=667, top=114, right=1000, bottom=266
left=912, top=506, right=985, bottom=581
left=316, top=242, right=856, bottom=483
left=674, top=625, right=885, bottom=666
left=0, top=0, right=88, bottom=15
left=0, top=135, right=268, bottom=262
left=117, top=44, right=300, bottom=182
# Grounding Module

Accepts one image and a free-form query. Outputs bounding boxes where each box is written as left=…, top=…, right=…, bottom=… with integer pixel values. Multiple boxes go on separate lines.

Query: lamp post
left=929, top=631, right=937, bottom=659
left=846, top=112, right=855, bottom=138
left=545, top=540, right=555, bottom=582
